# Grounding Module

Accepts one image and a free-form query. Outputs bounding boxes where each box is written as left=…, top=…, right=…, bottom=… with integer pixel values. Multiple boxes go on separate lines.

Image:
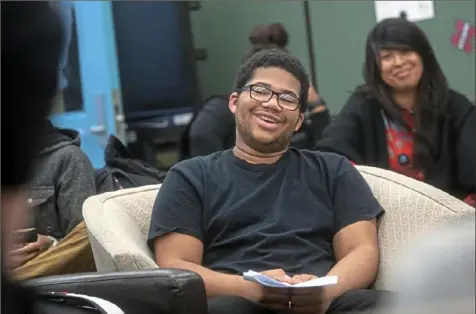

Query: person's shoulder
left=55, top=143, right=87, bottom=157
left=167, top=151, right=230, bottom=190
left=292, top=149, right=350, bottom=172
left=51, top=146, right=95, bottom=179
left=192, top=95, right=232, bottom=126
left=43, top=144, right=91, bottom=169
left=172, top=150, right=229, bottom=174
left=448, top=89, right=473, bottom=104
left=298, top=149, right=345, bottom=160
left=446, top=89, right=474, bottom=126
left=447, top=89, right=474, bottom=113
left=347, top=88, right=368, bottom=102
left=340, top=88, right=377, bottom=114
left=201, top=95, right=229, bottom=112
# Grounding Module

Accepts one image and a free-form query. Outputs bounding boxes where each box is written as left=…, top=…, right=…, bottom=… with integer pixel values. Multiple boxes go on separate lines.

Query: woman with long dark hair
left=316, top=18, right=475, bottom=205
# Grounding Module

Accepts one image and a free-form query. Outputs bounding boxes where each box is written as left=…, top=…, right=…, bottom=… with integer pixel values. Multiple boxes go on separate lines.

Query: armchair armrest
left=23, top=269, right=207, bottom=314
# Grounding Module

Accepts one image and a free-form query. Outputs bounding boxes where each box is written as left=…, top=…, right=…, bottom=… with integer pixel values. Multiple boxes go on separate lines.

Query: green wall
left=190, top=1, right=310, bottom=100
left=191, top=1, right=475, bottom=112
left=309, top=1, right=475, bottom=111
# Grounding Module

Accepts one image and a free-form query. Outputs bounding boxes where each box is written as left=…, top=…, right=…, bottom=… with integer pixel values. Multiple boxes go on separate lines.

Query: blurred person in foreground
left=387, top=214, right=475, bottom=314
left=1, top=3, right=108, bottom=313
left=3, top=2, right=96, bottom=282
left=2, top=1, right=62, bottom=311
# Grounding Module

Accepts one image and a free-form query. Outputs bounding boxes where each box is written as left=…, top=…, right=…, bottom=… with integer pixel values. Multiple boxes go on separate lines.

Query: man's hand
left=259, top=269, right=293, bottom=311
left=9, top=246, right=40, bottom=270
left=8, top=235, right=52, bottom=269
left=241, top=270, right=334, bottom=313
left=286, top=274, right=333, bottom=314
left=290, top=274, right=317, bottom=284
left=240, top=269, right=293, bottom=311
left=288, top=286, right=331, bottom=314
left=261, top=268, right=293, bottom=283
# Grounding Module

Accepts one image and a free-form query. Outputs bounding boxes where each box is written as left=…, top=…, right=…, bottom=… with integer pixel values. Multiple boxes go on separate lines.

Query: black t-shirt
left=148, top=148, right=383, bottom=277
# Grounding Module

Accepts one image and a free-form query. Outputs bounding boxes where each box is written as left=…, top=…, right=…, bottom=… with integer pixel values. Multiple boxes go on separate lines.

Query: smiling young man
left=148, top=49, right=388, bottom=314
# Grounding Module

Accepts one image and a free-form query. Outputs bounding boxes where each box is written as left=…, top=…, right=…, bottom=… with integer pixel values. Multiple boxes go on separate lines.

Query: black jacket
left=316, top=90, right=476, bottom=200
left=95, top=135, right=167, bottom=193
left=27, top=121, right=96, bottom=239
left=187, top=95, right=235, bottom=158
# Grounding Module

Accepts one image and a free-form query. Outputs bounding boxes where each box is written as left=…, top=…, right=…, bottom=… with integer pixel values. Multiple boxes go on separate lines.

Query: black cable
left=303, top=1, right=318, bottom=91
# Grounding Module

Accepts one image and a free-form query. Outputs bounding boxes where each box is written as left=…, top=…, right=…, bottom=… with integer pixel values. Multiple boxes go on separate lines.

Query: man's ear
left=229, top=92, right=239, bottom=114
left=295, top=113, right=304, bottom=132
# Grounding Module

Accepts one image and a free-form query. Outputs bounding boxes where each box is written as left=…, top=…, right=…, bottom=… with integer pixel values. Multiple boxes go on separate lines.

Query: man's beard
left=235, top=111, right=295, bottom=154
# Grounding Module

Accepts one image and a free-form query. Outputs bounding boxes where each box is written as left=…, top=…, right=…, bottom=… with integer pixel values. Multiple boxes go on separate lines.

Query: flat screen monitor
left=112, top=2, right=200, bottom=117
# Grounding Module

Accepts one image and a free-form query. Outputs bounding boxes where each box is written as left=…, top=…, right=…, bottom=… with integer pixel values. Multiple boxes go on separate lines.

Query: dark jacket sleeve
left=454, top=99, right=476, bottom=191
left=292, top=109, right=332, bottom=149
left=55, top=146, right=96, bottom=235
left=308, top=108, right=332, bottom=142
left=189, top=98, right=235, bottom=157
left=315, top=93, right=366, bottom=164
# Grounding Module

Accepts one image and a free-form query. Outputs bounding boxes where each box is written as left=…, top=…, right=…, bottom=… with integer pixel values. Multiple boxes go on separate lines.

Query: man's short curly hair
left=234, top=48, right=310, bottom=112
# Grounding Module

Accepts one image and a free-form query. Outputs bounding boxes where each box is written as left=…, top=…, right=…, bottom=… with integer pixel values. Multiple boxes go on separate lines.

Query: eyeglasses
left=242, top=84, right=301, bottom=111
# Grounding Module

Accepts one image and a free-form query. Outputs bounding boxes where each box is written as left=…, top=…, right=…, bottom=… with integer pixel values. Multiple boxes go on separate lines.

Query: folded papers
left=243, top=270, right=338, bottom=288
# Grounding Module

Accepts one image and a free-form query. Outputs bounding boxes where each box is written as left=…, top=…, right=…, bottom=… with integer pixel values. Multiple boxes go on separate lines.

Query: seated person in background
left=182, top=94, right=235, bottom=159
left=8, top=119, right=97, bottom=280
left=149, top=48, right=389, bottom=314
left=316, top=18, right=476, bottom=206
left=184, top=23, right=330, bottom=158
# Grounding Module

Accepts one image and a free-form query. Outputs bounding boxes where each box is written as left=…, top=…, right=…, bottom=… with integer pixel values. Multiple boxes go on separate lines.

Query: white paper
left=374, top=1, right=435, bottom=23
left=243, top=270, right=338, bottom=288
left=64, top=293, right=124, bottom=314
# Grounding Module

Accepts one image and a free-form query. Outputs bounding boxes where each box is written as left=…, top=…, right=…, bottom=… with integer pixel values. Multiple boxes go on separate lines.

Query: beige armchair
left=356, top=166, right=474, bottom=290
left=83, top=166, right=474, bottom=291
left=83, top=185, right=161, bottom=272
